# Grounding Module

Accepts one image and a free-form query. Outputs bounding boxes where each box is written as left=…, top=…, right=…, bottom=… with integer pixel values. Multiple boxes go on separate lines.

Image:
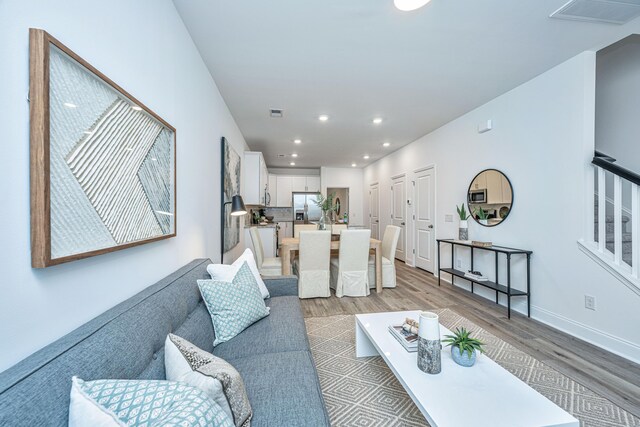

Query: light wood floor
left=300, top=261, right=640, bottom=419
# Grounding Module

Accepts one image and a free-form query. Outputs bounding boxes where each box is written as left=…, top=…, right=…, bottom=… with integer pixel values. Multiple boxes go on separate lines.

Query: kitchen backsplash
left=265, top=207, right=293, bottom=221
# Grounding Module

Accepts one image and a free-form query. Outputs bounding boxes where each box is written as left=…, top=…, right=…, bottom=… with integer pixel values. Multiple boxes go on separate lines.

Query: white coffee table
left=355, top=311, right=579, bottom=427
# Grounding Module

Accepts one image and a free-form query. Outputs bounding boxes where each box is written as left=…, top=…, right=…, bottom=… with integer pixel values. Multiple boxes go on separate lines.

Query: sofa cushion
left=212, top=296, right=309, bottom=361
left=230, top=351, right=330, bottom=427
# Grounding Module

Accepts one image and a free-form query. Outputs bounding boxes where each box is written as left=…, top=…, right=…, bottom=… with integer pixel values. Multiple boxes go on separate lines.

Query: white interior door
left=414, top=167, right=435, bottom=272
left=369, top=184, right=379, bottom=239
left=391, top=175, right=406, bottom=261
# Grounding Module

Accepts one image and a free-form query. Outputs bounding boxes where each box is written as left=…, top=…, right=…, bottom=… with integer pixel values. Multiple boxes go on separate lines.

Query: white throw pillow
left=164, top=335, right=233, bottom=422
left=68, top=377, right=233, bottom=427
left=207, top=248, right=269, bottom=299
left=164, top=334, right=252, bottom=427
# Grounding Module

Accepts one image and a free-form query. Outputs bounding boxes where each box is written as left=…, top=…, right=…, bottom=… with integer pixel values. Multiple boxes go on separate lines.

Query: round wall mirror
left=467, top=169, right=513, bottom=227
left=335, top=198, right=341, bottom=215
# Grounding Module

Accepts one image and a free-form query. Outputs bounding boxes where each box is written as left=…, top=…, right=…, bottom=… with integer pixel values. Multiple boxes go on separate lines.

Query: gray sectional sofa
left=0, top=258, right=330, bottom=426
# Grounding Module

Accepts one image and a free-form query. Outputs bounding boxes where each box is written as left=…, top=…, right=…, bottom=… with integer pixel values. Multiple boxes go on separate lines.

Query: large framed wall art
left=29, top=29, right=177, bottom=268
left=220, top=137, right=241, bottom=256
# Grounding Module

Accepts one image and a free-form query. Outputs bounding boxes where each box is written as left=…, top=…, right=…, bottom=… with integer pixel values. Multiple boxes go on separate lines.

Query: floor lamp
left=221, top=194, right=247, bottom=263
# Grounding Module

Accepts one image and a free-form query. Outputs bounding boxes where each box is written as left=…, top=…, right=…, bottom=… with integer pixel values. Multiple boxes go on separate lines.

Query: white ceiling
left=173, top=0, right=640, bottom=168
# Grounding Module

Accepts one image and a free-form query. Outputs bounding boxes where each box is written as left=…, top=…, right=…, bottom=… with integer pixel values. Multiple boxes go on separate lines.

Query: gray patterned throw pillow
left=165, top=334, right=252, bottom=427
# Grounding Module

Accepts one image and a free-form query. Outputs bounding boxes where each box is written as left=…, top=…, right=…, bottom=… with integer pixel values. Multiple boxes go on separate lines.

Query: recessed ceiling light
left=383, top=142, right=391, bottom=147
left=131, top=106, right=143, bottom=111
left=351, top=163, right=357, bottom=167
left=294, top=139, right=302, bottom=144
left=291, top=153, right=298, bottom=158
left=394, top=0, right=431, bottom=12
left=363, top=155, right=370, bottom=160
left=372, top=118, right=383, bottom=124
left=63, top=102, right=77, bottom=108
left=290, top=162, right=296, bottom=166
left=318, top=115, right=329, bottom=122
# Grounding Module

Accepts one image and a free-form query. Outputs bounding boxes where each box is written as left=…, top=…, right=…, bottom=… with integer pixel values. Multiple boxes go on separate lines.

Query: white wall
left=363, top=52, right=640, bottom=363
left=321, top=167, right=364, bottom=225
left=0, top=0, right=247, bottom=372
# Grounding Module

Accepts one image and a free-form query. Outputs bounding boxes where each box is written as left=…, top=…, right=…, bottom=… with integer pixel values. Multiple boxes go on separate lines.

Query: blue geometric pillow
left=198, top=262, right=270, bottom=346
left=68, top=377, right=233, bottom=427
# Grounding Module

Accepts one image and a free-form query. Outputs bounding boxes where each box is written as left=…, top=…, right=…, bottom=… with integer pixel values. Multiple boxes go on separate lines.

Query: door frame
left=391, top=173, right=407, bottom=262
left=369, top=182, right=380, bottom=240
left=410, top=164, right=437, bottom=270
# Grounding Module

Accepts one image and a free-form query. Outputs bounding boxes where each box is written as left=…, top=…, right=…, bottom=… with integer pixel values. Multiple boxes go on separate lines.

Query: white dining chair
left=294, top=224, right=318, bottom=238
left=368, top=225, right=401, bottom=288
left=293, top=230, right=331, bottom=298
left=331, top=224, right=347, bottom=235
left=330, top=229, right=371, bottom=297
left=249, top=227, right=282, bottom=276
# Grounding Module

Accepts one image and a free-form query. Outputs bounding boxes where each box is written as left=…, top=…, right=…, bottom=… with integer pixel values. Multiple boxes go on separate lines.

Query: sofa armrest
left=263, top=275, right=298, bottom=298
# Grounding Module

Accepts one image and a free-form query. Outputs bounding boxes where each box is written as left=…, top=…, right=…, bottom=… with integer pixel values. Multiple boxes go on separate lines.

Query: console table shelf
left=437, top=239, right=532, bottom=318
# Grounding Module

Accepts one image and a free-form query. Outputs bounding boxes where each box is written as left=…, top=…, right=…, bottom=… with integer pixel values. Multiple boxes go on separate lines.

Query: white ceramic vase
left=417, top=312, right=441, bottom=374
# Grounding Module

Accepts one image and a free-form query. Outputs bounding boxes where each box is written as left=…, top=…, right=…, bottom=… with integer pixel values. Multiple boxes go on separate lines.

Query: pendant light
left=394, top=0, right=431, bottom=11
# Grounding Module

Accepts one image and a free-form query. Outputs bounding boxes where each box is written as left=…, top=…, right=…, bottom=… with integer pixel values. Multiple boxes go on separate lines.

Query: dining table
left=279, top=236, right=383, bottom=293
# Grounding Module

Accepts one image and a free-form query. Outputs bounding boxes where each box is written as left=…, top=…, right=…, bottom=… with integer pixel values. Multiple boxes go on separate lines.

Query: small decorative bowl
left=451, top=346, right=477, bottom=367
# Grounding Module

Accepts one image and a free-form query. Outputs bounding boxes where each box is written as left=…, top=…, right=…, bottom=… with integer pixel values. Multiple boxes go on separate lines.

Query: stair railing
left=586, top=152, right=640, bottom=292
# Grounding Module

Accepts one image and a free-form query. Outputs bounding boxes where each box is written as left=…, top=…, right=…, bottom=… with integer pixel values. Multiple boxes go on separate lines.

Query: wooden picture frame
left=30, top=29, right=177, bottom=268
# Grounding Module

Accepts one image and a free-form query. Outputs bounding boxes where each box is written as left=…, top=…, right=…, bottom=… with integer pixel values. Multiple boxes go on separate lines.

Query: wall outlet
left=445, top=214, right=453, bottom=223
left=584, top=295, right=596, bottom=311
left=456, top=259, right=462, bottom=269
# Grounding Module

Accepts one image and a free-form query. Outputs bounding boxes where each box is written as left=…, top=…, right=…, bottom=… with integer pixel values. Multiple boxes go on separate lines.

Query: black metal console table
left=436, top=239, right=532, bottom=318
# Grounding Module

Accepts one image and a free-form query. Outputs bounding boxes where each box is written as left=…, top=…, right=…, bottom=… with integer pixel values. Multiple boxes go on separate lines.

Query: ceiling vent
left=276, top=154, right=286, bottom=158
left=550, top=0, right=640, bottom=24
left=269, top=108, right=283, bottom=118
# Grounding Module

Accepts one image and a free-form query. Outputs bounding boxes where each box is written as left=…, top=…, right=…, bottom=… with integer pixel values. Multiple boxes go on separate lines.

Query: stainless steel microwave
left=469, top=189, right=487, bottom=204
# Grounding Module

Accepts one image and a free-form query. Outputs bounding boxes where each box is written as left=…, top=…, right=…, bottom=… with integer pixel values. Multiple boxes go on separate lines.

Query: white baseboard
left=531, top=305, right=640, bottom=365
left=438, top=274, right=640, bottom=364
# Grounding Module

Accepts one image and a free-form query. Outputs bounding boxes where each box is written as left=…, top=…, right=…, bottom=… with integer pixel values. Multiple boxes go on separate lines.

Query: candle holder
left=417, top=311, right=442, bottom=374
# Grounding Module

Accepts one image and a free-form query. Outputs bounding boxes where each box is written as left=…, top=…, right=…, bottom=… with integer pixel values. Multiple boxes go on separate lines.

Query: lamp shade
left=230, top=195, right=247, bottom=216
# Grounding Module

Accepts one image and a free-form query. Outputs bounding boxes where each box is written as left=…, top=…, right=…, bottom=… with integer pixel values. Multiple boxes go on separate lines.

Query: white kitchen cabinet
left=267, top=174, right=277, bottom=206
left=306, top=176, right=321, bottom=193
left=501, top=174, right=512, bottom=203
left=273, top=174, right=321, bottom=206
left=485, top=170, right=503, bottom=204
left=245, top=227, right=276, bottom=258
left=472, top=172, right=487, bottom=190
left=291, top=176, right=307, bottom=192
left=243, top=151, right=268, bottom=206
left=276, top=176, right=293, bottom=207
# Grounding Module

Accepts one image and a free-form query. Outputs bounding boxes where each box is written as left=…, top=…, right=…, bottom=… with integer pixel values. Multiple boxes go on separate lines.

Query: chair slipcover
left=331, top=224, right=347, bottom=235
left=296, top=231, right=331, bottom=299
left=294, top=224, right=318, bottom=239
left=330, top=229, right=371, bottom=297
left=249, top=227, right=282, bottom=276
left=368, top=225, right=401, bottom=288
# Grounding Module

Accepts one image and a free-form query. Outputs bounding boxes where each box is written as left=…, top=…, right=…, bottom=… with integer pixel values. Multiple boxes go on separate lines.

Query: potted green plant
left=314, top=192, right=336, bottom=230
left=456, top=204, right=470, bottom=240
left=443, top=327, right=485, bottom=367
left=475, top=207, right=489, bottom=226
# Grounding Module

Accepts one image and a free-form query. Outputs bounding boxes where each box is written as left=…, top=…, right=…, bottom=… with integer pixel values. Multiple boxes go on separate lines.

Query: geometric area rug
left=304, top=309, right=640, bottom=427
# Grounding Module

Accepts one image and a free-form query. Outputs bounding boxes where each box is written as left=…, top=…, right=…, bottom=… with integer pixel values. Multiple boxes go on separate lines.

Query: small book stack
left=388, top=318, right=419, bottom=352
left=464, top=270, right=489, bottom=281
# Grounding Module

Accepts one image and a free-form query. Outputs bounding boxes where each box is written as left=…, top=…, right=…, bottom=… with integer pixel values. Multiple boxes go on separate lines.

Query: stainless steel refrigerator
left=292, top=192, right=321, bottom=225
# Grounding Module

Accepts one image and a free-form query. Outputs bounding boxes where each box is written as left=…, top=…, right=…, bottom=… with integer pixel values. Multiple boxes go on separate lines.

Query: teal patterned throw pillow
left=68, top=377, right=233, bottom=427
left=198, top=261, right=270, bottom=346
